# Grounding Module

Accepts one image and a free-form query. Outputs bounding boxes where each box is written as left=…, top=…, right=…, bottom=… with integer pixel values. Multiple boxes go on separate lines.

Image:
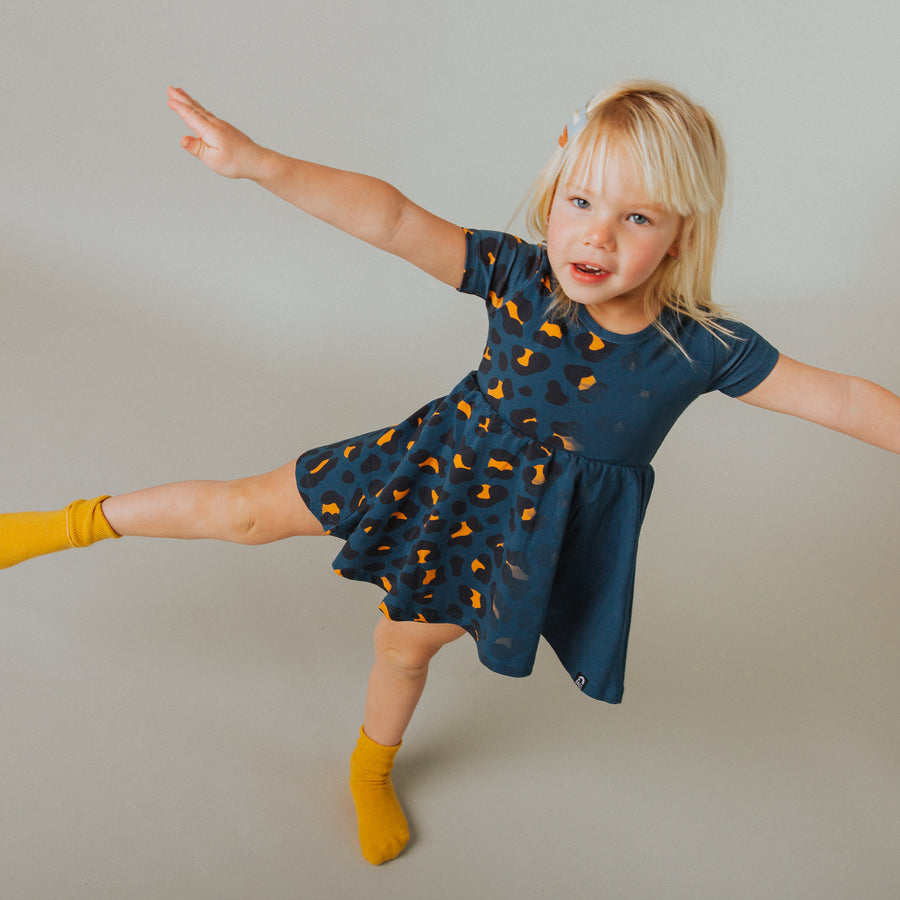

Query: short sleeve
left=457, top=229, right=547, bottom=303
left=707, top=320, right=779, bottom=397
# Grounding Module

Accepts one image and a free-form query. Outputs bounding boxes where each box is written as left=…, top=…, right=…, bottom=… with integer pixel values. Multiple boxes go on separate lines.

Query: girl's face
left=546, top=144, right=681, bottom=332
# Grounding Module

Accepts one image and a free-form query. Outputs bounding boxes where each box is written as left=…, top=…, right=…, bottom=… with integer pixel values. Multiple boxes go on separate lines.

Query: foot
left=349, top=727, right=410, bottom=865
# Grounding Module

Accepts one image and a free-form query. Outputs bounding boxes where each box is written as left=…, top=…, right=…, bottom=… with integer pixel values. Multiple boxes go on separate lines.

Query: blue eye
left=628, top=213, right=650, bottom=225
left=572, top=197, right=590, bottom=210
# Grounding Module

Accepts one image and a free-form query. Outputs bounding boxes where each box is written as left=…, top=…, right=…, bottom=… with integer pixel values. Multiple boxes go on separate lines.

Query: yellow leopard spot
left=476, top=484, right=492, bottom=500
left=471, top=559, right=486, bottom=574
left=521, top=506, right=536, bottom=521
left=487, top=381, right=507, bottom=400
left=530, top=464, right=546, bottom=485
left=588, top=333, right=605, bottom=351
left=393, top=488, right=410, bottom=502
left=417, top=549, right=431, bottom=564
left=322, top=502, right=340, bottom=516
left=310, top=458, right=331, bottom=475
left=380, top=576, right=393, bottom=591
left=488, top=251, right=496, bottom=266
left=457, top=399, right=472, bottom=418
left=453, top=453, right=472, bottom=471
left=540, top=321, right=562, bottom=339
left=376, top=428, right=396, bottom=446
left=342, top=445, right=357, bottom=458
left=506, top=301, right=524, bottom=325
left=468, top=588, right=483, bottom=609
left=451, top=522, right=473, bottom=539
left=489, top=291, right=503, bottom=309
left=488, top=457, right=514, bottom=472
left=419, top=456, right=440, bottom=473
left=414, top=613, right=428, bottom=623
left=578, top=375, right=597, bottom=391
left=423, top=569, right=438, bottom=585
left=517, top=348, right=533, bottom=367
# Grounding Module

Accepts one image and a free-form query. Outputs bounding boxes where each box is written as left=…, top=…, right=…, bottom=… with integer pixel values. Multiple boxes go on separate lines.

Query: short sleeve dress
left=295, top=229, right=779, bottom=702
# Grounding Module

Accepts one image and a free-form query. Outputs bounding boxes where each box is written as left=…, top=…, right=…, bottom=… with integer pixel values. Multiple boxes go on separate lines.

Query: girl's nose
left=584, top=218, right=615, bottom=250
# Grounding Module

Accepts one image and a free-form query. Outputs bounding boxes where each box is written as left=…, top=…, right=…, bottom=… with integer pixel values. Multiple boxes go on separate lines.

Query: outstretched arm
left=739, top=355, right=900, bottom=453
left=166, top=87, right=466, bottom=288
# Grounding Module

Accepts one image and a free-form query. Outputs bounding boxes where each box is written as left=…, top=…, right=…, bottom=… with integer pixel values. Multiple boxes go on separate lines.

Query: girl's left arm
left=739, top=355, right=900, bottom=453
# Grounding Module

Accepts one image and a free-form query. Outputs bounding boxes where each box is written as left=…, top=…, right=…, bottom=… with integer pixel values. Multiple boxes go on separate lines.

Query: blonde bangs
left=524, top=81, right=731, bottom=344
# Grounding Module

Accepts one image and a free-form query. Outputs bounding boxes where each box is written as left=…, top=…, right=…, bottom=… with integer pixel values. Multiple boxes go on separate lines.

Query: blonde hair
left=525, top=81, right=730, bottom=341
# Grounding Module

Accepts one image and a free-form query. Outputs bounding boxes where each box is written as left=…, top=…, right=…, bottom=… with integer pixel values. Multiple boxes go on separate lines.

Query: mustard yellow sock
left=349, top=726, right=410, bottom=865
left=0, top=496, right=120, bottom=569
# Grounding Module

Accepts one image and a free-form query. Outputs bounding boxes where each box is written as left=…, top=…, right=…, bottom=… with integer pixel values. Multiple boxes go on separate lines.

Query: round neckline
left=575, top=304, right=673, bottom=345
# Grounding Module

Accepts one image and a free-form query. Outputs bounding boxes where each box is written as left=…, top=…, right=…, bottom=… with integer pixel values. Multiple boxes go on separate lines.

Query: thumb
left=180, top=135, right=205, bottom=157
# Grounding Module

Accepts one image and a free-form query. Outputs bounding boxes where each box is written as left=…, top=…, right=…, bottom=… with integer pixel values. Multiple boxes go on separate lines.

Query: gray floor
left=3, top=487, right=898, bottom=899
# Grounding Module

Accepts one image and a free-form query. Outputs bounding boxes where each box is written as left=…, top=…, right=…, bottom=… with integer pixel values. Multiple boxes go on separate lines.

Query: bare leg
left=365, top=618, right=466, bottom=746
left=1, top=460, right=325, bottom=569
left=100, top=460, right=325, bottom=543
left=350, top=617, right=465, bottom=864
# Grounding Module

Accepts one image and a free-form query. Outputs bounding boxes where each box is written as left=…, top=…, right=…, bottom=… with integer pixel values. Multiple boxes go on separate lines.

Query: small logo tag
left=574, top=673, right=588, bottom=691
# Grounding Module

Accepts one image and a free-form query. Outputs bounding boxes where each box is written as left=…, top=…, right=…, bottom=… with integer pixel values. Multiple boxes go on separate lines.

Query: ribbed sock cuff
left=353, top=726, right=402, bottom=775
left=66, top=496, right=120, bottom=548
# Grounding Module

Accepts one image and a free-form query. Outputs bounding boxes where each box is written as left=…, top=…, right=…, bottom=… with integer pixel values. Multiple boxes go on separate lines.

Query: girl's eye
left=572, top=197, right=590, bottom=210
left=627, top=213, right=650, bottom=225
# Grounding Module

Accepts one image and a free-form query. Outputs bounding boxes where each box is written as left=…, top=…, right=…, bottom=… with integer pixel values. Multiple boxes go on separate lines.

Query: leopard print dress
left=295, top=230, right=778, bottom=702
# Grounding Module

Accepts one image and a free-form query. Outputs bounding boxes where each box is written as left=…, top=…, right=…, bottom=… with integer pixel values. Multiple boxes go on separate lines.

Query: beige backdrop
left=1, top=1, right=898, bottom=897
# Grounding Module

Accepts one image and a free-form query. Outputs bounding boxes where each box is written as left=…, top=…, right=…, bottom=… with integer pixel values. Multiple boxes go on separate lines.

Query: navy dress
left=295, top=229, right=779, bottom=702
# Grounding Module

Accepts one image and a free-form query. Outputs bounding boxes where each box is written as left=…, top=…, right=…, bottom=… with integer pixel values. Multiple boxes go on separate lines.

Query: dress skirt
left=295, top=372, right=654, bottom=703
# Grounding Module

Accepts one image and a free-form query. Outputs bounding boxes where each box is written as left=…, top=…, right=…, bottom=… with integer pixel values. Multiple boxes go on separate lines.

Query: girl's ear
left=667, top=243, right=681, bottom=259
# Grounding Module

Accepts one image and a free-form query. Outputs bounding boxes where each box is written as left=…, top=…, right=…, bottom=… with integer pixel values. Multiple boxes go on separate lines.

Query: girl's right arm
left=167, top=87, right=467, bottom=288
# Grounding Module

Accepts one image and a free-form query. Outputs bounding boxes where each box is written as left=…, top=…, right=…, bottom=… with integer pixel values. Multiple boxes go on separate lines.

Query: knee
left=374, top=621, right=437, bottom=679
left=373, top=619, right=464, bottom=678
left=214, top=480, right=264, bottom=544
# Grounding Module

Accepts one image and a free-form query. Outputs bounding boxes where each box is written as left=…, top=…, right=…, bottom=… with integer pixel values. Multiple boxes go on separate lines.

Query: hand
left=167, top=86, right=265, bottom=179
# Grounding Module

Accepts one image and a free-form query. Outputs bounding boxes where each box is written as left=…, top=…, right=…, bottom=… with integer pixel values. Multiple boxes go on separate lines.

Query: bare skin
left=100, top=463, right=465, bottom=745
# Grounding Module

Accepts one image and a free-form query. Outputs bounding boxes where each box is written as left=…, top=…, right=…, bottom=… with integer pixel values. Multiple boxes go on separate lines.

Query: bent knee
left=374, top=619, right=465, bottom=673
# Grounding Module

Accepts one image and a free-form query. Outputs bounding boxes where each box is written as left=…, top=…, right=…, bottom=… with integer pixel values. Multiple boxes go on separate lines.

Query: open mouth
left=571, top=263, right=611, bottom=282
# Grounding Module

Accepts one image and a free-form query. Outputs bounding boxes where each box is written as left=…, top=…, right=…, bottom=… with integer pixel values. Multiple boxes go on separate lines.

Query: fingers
left=167, top=86, right=213, bottom=128
left=167, top=86, right=259, bottom=178
left=167, top=86, right=220, bottom=161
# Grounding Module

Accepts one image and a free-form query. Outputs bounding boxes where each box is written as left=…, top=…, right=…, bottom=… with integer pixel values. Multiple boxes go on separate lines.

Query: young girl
left=2, top=82, right=898, bottom=865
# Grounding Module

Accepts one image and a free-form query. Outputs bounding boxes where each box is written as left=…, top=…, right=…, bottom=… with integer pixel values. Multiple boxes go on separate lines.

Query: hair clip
left=558, top=102, right=590, bottom=148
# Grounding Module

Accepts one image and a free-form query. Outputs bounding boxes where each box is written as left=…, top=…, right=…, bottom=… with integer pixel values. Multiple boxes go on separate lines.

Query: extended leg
left=1, top=460, right=324, bottom=569
left=350, top=617, right=465, bottom=865
left=100, top=460, right=324, bottom=542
